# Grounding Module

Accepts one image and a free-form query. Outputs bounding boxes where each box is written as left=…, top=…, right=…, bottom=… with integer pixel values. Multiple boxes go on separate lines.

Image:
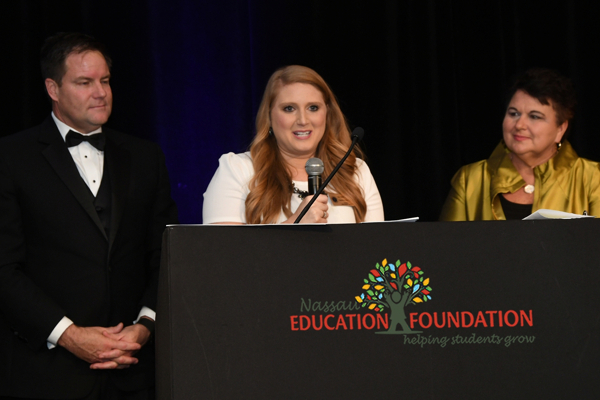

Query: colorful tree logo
left=355, top=259, right=432, bottom=334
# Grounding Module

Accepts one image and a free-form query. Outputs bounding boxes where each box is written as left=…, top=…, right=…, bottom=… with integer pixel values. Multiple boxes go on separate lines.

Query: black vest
left=93, top=165, right=112, bottom=239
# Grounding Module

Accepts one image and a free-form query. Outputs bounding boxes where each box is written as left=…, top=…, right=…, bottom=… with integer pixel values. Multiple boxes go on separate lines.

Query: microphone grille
left=305, top=157, right=324, bottom=176
left=351, top=127, right=365, bottom=141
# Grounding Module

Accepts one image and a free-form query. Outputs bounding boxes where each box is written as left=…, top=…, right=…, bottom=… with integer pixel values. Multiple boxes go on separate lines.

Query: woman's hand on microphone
left=285, top=194, right=329, bottom=224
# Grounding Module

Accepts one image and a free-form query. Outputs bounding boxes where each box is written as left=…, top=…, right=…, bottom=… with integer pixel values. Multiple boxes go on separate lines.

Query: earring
left=268, top=127, right=274, bottom=136
left=557, top=141, right=562, bottom=151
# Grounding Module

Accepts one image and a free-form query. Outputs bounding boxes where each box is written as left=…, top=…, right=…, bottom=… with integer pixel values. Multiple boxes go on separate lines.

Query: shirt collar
left=51, top=112, right=102, bottom=142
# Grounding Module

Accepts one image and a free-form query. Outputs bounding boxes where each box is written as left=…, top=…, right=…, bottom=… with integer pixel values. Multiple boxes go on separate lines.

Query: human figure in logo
left=386, top=290, right=422, bottom=334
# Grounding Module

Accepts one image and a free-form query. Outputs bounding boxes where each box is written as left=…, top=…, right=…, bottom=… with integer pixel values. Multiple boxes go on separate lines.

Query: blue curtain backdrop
left=4, top=1, right=600, bottom=223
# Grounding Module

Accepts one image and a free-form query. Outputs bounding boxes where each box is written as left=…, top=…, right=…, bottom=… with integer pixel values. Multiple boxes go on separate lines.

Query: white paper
left=523, top=209, right=595, bottom=220
left=363, top=217, right=419, bottom=223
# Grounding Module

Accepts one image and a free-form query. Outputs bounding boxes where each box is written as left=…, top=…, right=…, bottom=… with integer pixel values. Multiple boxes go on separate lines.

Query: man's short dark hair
left=41, top=32, right=112, bottom=86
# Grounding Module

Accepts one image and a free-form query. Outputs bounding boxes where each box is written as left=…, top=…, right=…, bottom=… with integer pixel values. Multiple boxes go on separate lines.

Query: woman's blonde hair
left=245, top=65, right=367, bottom=224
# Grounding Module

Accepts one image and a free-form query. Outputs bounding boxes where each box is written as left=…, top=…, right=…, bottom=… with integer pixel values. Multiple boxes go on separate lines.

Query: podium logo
left=356, top=259, right=432, bottom=335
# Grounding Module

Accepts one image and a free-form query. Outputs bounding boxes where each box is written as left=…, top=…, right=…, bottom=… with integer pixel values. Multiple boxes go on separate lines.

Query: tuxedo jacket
left=0, top=117, right=178, bottom=398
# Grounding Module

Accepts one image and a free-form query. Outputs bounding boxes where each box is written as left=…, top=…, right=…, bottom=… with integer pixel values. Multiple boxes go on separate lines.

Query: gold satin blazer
left=440, top=141, right=600, bottom=221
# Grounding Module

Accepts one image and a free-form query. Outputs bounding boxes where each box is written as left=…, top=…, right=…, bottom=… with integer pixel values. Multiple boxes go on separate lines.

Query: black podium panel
left=157, top=220, right=600, bottom=399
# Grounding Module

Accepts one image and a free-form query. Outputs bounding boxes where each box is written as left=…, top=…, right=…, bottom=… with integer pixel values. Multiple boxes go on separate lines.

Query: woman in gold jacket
left=440, top=68, right=600, bottom=221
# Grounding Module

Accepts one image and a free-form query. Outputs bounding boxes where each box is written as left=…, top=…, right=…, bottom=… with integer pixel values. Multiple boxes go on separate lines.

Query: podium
left=156, top=220, right=600, bottom=399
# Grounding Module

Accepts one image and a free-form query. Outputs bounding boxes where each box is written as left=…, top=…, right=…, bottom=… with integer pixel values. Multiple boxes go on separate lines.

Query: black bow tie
left=65, top=130, right=106, bottom=151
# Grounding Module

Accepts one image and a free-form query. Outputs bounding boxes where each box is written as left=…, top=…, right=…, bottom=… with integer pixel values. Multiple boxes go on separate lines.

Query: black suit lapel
left=104, top=133, right=130, bottom=253
left=39, top=120, right=108, bottom=240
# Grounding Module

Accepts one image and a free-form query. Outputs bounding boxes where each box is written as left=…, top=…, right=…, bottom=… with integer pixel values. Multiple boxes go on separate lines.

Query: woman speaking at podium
left=440, top=68, right=600, bottom=221
left=203, top=65, right=384, bottom=224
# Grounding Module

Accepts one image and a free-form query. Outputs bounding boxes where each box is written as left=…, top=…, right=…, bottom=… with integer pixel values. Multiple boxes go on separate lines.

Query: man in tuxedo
left=0, top=32, right=178, bottom=399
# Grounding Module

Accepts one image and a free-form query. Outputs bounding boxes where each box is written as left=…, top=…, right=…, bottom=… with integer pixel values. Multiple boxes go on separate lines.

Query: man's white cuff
left=136, top=306, right=156, bottom=323
left=47, top=316, right=74, bottom=349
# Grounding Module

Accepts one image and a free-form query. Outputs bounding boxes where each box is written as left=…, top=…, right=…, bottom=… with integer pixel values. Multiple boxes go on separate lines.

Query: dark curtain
left=4, top=0, right=599, bottom=223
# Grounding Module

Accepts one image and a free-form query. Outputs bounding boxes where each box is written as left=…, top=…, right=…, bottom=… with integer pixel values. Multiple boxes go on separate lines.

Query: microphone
left=305, top=158, right=324, bottom=195
left=294, top=127, right=365, bottom=223
left=351, top=127, right=364, bottom=141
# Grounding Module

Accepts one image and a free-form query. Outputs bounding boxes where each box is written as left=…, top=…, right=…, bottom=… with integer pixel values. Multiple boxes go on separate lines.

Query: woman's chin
left=506, top=141, right=530, bottom=154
